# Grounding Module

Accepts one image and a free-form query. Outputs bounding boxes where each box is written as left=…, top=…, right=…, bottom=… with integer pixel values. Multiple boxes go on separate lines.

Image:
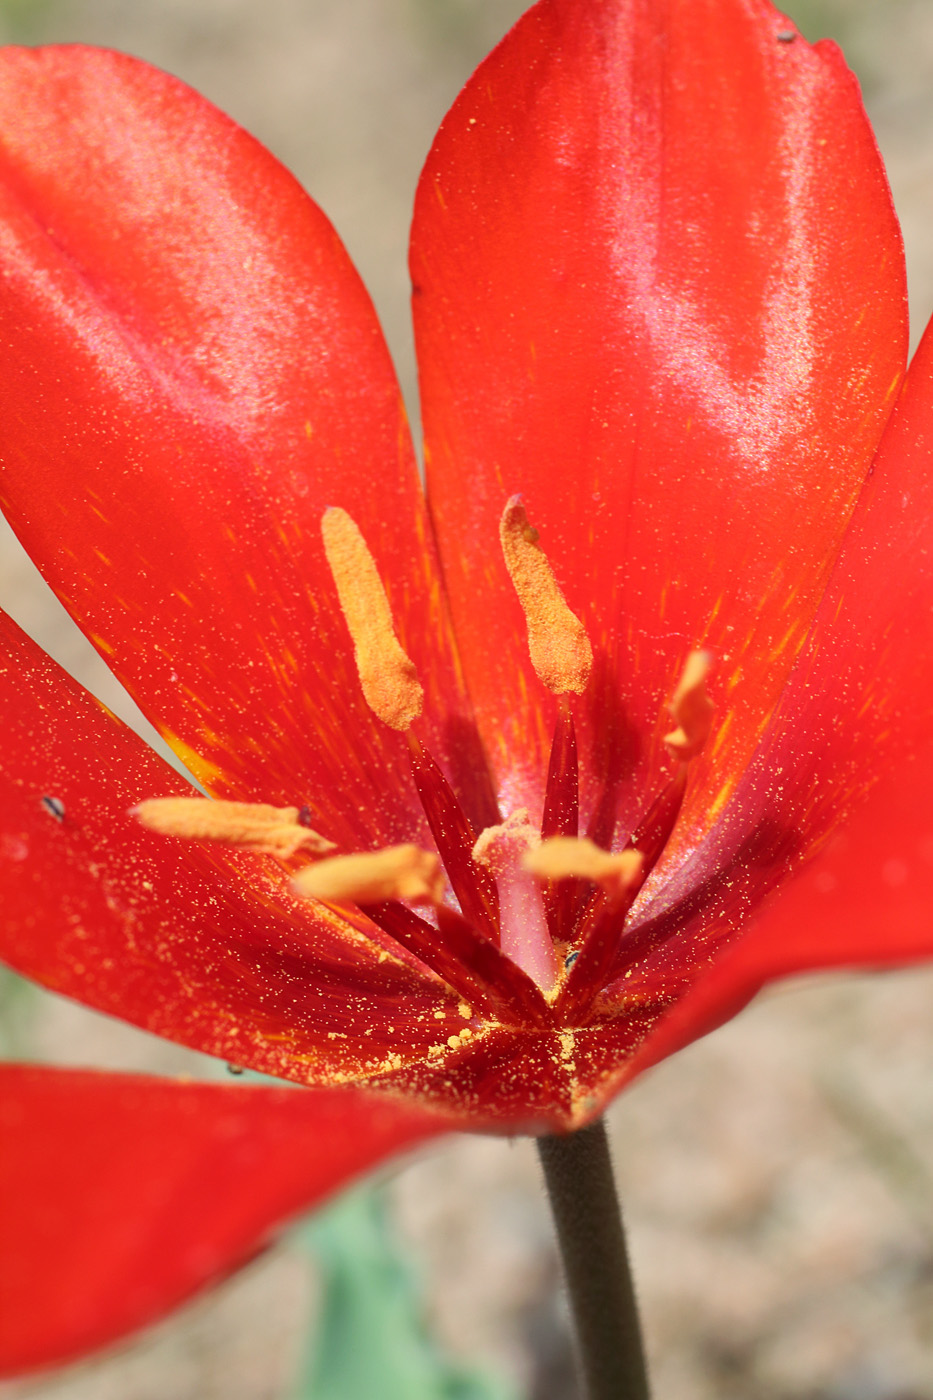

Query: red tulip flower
left=2, top=0, right=932, bottom=1381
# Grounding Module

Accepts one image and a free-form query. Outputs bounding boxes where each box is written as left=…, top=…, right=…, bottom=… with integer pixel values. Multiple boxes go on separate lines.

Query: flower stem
left=536, top=1118, right=651, bottom=1400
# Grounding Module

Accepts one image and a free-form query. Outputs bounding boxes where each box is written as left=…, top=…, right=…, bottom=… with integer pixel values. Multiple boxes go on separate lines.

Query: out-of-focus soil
left=3, top=2, right=933, bottom=1397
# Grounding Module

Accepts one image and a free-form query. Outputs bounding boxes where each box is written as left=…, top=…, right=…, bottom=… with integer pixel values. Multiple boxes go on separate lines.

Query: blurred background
left=2, top=1, right=933, bottom=1397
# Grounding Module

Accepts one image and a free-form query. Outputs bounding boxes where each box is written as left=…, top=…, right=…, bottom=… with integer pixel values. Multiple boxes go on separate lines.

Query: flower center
left=136, top=499, right=714, bottom=1026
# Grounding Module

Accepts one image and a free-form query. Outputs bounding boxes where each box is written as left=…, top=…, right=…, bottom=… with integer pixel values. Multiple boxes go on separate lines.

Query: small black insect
left=40, top=794, right=65, bottom=822
left=564, top=950, right=579, bottom=970
left=226, top=1063, right=245, bottom=1076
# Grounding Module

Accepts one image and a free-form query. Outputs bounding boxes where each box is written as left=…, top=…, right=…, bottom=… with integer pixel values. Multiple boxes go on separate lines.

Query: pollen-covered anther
left=293, top=844, right=444, bottom=907
left=499, top=496, right=593, bottom=695
left=133, top=797, right=336, bottom=860
left=663, top=650, right=715, bottom=762
left=523, top=836, right=644, bottom=907
left=321, top=506, right=424, bottom=730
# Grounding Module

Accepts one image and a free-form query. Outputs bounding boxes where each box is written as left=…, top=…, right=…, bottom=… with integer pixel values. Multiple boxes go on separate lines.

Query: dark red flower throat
left=138, top=496, right=715, bottom=1045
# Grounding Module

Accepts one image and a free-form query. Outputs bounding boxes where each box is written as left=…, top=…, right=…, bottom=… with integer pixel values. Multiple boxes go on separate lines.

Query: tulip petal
left=631, top=750, right=933, bottom=1079
left=0, top=611, right=472, bottom=1082
left=0, top=1064, right=450, bottom=1375
left=617, top=311, right=933, bottom=1069
left=0, top=44, right=482, bottom=847
left=412, top=0, right=906, bottom=844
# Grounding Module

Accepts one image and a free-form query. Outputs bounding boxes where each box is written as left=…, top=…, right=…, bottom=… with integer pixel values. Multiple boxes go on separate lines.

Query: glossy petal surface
left=0, top=44, right=482, bottom=847
left=0, top=611, right=472, bottom=1083
left=617, top=314, right=933, bottom=1070
left=0, top=1066, right=450, bottom=1375
left=412, top=0, right=906, bottom=849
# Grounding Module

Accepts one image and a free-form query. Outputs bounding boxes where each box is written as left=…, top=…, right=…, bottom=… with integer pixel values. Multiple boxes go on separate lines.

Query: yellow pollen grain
left=524, top=836, right=644, bottom=906
left=664, top=650, right=714, bottom=762
left=293, top=844, right=444, bottom=907
left=134, top=797, right=336, bottom=860
left=499, top=496, right=592, bottom=695
left=321, top=507, right=424, bottom=730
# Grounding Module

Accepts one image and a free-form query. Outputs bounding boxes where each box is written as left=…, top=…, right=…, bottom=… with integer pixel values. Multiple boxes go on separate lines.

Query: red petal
left=634, top=748, right=933, bottom=1079
left=412, top=0, right=906, bottom=845
left=617, top=311, right=933, bottom=1069
left=0, top=45, right=476, bottom=847
left=0, top=611, right=472, bottom=1082
left=0, top=1065, right=450, bottom=1375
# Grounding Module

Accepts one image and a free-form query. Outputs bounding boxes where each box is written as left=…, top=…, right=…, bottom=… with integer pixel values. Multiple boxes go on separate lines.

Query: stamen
left=499, top=496, right=592, bottom=695
left=321, top=507, right=424, bottom=730
left=524, top=836, right=644, bottom=908
left=627, top=766, right=687, bottom=869
left=293, top=844, right=444, bottom=906
left=134, top=797, right=336, bottom=859
left=541, top=697, right=579, bottom=840
left=473, top=811, right=559, bottom=991
left=663, top=650, right=714, bottom=761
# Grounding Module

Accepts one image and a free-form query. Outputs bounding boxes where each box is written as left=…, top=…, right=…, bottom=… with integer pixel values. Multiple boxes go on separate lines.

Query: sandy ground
left=3, top=1, right=933, bottom=1397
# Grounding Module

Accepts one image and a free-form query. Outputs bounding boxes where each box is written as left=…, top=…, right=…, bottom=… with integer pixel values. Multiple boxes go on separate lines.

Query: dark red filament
left=540, top=696, right=586, bottom=945
left=359, top=715, right=688, bottom=1028
left=408, top=734, right=500, bottom=944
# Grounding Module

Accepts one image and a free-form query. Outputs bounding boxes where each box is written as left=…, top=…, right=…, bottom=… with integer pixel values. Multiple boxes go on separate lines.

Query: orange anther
left=499, top=497, right=592, bottom=695
left=322, top=507, right=423, bottom=730
left=293, top=844, right=444, bottom=906
left=524, top=836, right=644, bottom=907
left=134, top=797, right=335, bottom=859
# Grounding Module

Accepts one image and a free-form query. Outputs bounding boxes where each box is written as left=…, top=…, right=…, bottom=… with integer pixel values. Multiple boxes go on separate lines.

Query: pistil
left=473, top=811, right=559, bottom=992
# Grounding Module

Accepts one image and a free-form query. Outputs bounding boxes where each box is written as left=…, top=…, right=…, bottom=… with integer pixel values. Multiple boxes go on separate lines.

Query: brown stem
left=536, top=1119, right=651, bottom=1400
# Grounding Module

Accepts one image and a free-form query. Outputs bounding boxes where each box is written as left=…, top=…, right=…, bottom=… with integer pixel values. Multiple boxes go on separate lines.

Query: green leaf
left=293, top=1185, right=515, bottom=1400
